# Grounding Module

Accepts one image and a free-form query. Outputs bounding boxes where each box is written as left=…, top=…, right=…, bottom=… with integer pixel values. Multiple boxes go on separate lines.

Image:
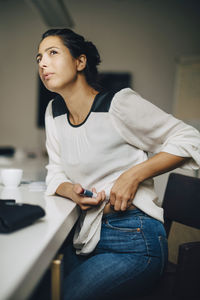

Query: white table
left=0, top=157, right=80, bottom=300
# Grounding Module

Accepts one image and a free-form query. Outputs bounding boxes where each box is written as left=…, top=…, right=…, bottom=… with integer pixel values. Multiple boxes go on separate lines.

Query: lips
left=43, top=72, right=54, bottom=80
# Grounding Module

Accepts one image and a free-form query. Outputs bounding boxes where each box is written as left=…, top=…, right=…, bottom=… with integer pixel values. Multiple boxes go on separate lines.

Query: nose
left=39, top=54, right=48, bottom=69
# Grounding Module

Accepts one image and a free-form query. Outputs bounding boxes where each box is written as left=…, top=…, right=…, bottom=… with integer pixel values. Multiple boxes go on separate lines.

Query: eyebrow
left=36, top=46, right=60, bottom=60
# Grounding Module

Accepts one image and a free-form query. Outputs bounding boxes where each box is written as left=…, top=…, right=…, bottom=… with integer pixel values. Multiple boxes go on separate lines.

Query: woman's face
left=37, top=35, right=80, bottom=93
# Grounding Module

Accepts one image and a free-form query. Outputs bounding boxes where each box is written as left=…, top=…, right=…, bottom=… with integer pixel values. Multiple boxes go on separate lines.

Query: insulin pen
left=81, top=189, right=97, bottom=198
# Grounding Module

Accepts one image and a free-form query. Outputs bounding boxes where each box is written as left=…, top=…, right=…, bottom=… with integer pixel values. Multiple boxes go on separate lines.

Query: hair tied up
left=84, top=41, right=101, bottom=66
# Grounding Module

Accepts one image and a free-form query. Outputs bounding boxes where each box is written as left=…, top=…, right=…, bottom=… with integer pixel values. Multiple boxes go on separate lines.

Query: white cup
left=1, top=168, right=23, bottom=188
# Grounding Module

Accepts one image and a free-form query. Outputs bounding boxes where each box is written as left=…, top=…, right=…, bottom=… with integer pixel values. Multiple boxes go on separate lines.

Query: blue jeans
left=63, top=209, right=168, bottom=300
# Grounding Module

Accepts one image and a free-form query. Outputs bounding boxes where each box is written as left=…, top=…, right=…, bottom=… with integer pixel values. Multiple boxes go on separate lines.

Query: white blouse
left=45, top=88, right=200, bottom=255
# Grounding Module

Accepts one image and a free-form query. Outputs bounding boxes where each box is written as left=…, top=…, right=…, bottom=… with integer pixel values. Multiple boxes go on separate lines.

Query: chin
left=47, top=86, right=57, bottom=93
left=44, top=82, right=59, bottom=93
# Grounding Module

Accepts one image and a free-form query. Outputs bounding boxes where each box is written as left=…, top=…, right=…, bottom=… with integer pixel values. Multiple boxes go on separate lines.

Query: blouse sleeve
left=45, top=101, right=72, bottom=195
left=109, top=88, right=200, bottom=169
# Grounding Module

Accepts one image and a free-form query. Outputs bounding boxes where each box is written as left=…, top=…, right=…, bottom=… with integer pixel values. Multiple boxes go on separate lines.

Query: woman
left=37, top=28, right=200, bottom=300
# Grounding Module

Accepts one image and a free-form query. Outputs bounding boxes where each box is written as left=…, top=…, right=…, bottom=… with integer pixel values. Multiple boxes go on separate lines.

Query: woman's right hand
left=72, top=184, right=106, bottom=211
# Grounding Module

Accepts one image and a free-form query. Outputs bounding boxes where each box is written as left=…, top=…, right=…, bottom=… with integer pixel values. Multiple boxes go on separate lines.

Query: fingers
left=81, top=196, right=102, bottom=206
left=79, top=195, right=104, bottom=211
left=110, top=190, right=133, bottom=211
left=97, top=190, right=106, bottom=202
left=77, top=187, right=106, bottom=211
left=90, top=188, right=106, bottom=202
left=73, top=184, right=133, bottom=212
left=92, top=187, right=97, bottom=194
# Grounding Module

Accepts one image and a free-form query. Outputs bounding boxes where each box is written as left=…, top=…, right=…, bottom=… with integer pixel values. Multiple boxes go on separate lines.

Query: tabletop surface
left=0, top=156, right=79, bottom=300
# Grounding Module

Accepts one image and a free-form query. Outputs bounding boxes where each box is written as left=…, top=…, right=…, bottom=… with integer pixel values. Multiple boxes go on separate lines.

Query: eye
left=50, top=50, right=57, bottom=55
left=36, top=57, right=41, bottom=64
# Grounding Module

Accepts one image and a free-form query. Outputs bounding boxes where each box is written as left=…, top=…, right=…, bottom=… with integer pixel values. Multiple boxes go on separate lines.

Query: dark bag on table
left=0, top=200, right=45, bottom=233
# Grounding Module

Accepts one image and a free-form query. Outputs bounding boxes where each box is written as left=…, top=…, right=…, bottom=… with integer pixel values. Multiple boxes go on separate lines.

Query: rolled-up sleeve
left=109, top=88, right=200, bottom=169
left=45, top=101, right=72, bottom=195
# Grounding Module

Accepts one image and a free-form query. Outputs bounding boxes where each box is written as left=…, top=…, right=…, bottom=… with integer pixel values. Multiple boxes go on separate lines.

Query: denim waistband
left=102, top=208, right=149, bottom=221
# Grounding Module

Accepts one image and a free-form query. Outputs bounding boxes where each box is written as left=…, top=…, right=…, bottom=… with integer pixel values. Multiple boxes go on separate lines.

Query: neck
left=58, top=75, right=98, bottom=125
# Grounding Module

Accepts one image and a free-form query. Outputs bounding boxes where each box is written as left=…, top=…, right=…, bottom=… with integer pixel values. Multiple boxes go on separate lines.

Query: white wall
left=0, top=0, right=46, bottom=150
left=67, top=0, right=200, bottom=110
left=0, top=0, right=199, bottom=151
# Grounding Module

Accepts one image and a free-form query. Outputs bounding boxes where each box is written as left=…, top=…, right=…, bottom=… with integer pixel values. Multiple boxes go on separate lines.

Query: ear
left=76, top=54, right=87, bottom=71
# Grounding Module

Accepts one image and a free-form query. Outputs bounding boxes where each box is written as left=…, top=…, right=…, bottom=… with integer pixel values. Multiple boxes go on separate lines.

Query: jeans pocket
left=158, top=235, right=168, bottom=275
left=104, top=218, right=141, bottom=233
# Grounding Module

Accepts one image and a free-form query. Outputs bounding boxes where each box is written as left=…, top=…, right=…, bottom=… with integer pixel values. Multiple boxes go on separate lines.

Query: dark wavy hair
left=41, top=28, right=101, bottom=90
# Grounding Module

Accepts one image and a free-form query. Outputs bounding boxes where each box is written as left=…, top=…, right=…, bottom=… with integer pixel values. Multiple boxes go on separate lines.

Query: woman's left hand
left=109, top=168, right=140, bottom=211
left=109, top=152, right=189, bottom=211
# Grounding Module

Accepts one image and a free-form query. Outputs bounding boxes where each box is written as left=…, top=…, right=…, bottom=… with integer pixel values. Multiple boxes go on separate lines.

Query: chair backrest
left=162, top=173, right=200, bottom=237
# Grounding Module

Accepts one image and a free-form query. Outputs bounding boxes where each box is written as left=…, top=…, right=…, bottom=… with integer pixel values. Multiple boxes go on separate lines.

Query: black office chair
left=134, top=172, right=200, bottom=300
left=162, top=172, right=200, bottom=299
